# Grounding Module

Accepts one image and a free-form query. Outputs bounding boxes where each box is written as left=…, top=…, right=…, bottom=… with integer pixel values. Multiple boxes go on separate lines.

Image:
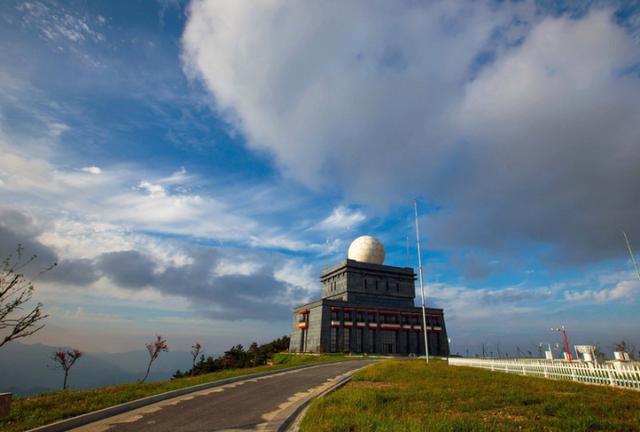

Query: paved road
left=73, top=360, right=374, bottom=432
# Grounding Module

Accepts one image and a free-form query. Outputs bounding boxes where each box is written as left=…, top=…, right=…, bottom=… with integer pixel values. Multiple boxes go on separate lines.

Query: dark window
left=356, top=329, right=363, bottom=353
left=330, top=328, right=337, bottom=352
left=385, top=281, right=389, bottom=292
left=396, top=282, right=400, bottom=293
left=343, top=328, right=350, bottom=352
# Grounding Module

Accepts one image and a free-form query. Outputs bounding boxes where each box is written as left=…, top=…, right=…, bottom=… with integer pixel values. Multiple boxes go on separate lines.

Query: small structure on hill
left=289, top=236, right=449, bottom=356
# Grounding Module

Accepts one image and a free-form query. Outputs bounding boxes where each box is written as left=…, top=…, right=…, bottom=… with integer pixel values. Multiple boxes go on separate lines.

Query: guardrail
left=448, top=357, right=640, bottom=390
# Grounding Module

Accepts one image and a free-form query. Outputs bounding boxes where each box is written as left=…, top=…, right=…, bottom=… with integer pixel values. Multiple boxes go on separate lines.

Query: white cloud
left=429, top=282, right=551, bottom=322
left=137, top=180, right=167, bottom=197
left=564, top=278, right=640, bottom=303
left=182, top=0, right=504, bottom=199
left=274, top=260, right=319, bottom=297
left=183, top=2, right=640, bottom=265
left=81, top=166, right=102, bottom=174
left=17, top=1, right=106, bottom=45
left=316, top=206, right=365, bottom=231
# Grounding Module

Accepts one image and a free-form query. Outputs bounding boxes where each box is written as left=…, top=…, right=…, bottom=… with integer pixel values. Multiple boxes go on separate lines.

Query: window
left=343, top=328, right=350, bottom=352
left=331, top=310, right=338, bottom=321
left=396, top=282, right=400, bottom=293
left=330, top=328, right=337, bottom=352
left=385, top=281, right=389, bottom=292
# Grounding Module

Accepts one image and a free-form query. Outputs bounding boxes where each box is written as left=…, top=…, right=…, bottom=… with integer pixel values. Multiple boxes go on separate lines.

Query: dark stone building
left=289, top=236, right=449, bottom=356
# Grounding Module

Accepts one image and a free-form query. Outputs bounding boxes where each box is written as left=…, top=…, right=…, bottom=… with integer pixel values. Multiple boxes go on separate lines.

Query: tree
left=1, top=245, right=54, bottom=348
left=52, top=349, right=82, bottom=390
left=190, top=342, right=203, bottom=375
left=141, top=335, right=168, bottom=383
left=249, top=342, right=260, bottom=366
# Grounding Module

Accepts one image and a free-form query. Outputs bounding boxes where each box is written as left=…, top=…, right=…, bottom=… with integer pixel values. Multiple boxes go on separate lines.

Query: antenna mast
left=623, top=231, right=640, bottom=282
left=414, top=200, right=430, bottom=363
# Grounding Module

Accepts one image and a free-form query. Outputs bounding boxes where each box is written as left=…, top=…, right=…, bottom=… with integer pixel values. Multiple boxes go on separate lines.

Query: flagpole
left=414, top=200, right=429, bottom=363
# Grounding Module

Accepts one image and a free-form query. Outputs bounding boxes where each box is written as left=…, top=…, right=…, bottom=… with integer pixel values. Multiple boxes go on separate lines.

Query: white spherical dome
left=348, top=236, right=385, bottom=265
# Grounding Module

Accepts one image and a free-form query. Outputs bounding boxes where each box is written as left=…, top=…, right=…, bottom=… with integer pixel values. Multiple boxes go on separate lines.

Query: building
left=289, top=236, right=449, bottom=356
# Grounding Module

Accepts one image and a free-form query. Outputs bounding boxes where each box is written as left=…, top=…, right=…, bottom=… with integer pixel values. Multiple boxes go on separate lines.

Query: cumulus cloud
left=183, top=1, right=640, bottom=267
left=565, top=278, right=640, bottom=303
left=0, top=208, right=314, bottom=321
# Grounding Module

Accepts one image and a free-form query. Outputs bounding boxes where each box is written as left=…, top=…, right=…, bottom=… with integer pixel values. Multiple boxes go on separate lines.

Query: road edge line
left=278, top=363, right=373, bottom=432
left=26, top=360, right=354, bottom=432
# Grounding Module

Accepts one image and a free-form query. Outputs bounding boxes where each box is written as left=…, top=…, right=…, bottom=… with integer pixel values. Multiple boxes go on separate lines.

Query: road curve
left=71, top=360, right=374, bottom=432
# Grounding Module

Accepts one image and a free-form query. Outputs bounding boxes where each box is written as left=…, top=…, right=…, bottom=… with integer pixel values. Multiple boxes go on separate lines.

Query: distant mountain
left=0, top=342, right=192, bottom=396
left=101, top=349, right=193, bottom=376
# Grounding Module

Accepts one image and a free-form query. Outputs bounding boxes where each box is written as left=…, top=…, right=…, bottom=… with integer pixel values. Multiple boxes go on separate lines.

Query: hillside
left=301, top=359, right=640, bottom=431
left=0, top=353, right=353, bottom=432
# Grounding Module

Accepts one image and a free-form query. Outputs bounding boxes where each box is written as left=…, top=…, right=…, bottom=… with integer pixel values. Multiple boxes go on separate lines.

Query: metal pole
left=623, top=231, right=640, bottom=282
left=414, top=200, right=429, bottom=363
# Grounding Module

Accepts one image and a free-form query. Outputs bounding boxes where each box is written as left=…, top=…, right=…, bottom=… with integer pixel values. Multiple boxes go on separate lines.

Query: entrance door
left=381, top=330, right=395, bottom=354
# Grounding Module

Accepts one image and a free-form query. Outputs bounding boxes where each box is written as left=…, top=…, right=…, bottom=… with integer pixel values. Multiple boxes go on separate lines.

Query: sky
left=1, top=0, right=639, bottom=357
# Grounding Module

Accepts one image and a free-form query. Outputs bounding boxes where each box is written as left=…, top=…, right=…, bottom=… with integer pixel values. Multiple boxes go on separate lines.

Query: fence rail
left=448, top=357, right=640, bottom=390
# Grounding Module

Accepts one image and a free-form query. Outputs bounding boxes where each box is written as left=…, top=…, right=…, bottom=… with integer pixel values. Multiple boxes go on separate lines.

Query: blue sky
left=1, top=0, right=639, bottom=357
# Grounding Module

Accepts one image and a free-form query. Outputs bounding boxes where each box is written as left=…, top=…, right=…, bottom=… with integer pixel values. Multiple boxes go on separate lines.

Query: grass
left=0, top=353, right=355, bottom=432
left=300, top=359, right=640, bottom=432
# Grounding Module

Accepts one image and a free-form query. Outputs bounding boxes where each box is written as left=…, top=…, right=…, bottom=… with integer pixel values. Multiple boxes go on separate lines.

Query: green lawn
left=1, top=353, right=354, bottom=432
left=300, top=359, right=640, bottom=432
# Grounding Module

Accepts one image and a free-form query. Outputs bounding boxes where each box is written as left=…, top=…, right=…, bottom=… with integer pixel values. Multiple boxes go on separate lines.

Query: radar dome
left=348, top=236, right=385, bottom=265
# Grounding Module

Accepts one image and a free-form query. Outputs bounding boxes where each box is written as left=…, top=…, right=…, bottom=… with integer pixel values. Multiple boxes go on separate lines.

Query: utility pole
left=414, top=200, right=430, bottom=364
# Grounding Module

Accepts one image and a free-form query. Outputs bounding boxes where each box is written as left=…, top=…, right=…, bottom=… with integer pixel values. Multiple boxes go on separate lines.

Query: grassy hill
left=0, top=353, right=353, bottom=432
left=301, top=359, right=640, bottom=431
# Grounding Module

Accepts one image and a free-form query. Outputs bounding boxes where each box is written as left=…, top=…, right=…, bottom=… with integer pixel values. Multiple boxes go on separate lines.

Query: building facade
left=289, top=237, right=449, bottom=356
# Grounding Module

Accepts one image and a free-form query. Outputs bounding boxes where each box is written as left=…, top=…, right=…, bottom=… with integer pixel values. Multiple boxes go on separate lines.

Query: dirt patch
left=481, top=409, right=528, bottom=422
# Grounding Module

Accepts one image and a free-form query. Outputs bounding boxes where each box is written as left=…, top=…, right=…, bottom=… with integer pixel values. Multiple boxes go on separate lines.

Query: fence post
left=607, top=365, right=616, bottom=387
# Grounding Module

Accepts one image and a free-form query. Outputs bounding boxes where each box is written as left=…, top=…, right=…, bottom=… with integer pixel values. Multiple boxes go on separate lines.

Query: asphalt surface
left=73, top=360, right=374, bottom=432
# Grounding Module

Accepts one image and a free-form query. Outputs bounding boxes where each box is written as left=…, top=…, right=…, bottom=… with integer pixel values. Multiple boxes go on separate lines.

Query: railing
left=448, top=357, right=640, bottom=390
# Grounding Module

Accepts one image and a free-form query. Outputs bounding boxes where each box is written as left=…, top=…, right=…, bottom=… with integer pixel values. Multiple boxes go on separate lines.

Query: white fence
left=448, top=357, right=640, bottom=390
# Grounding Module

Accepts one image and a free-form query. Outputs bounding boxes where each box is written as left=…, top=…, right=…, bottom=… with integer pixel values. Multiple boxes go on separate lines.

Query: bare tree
left=1, top=245, right=54, bottom=349
left=190, top=342, right=202, bottom=375
left=52, top=349, right=83, bottom=390
left=141, top=335, right=168, bottom=383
